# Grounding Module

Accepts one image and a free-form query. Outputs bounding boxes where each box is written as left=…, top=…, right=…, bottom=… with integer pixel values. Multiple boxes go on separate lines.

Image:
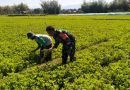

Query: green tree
left=41, top=0, right=61, bottom=14
left=0, top=6, right=4, bottom=14
left=109, top=0, right=129, bottom=11
left=81, top=0, right=108, bottom=13
left=16, top=3, right=29, bottom=14
left=33, top=8, right=43, bottom=14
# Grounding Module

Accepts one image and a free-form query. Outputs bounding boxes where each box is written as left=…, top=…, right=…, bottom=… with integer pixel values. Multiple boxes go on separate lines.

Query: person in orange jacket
left=46, top=26, right=76, bottom=64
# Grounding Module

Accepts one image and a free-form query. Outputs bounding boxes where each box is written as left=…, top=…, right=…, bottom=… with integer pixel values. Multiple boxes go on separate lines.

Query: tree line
left=0, top=1, right=61, bottom=15
left=81, top=0, right=130, bottom=13
left=0, top=0, right=130, bottom=15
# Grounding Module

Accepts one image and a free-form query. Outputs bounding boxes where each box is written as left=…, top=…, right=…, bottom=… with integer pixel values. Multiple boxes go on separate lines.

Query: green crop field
left=0, top=15, right=130, bottom=90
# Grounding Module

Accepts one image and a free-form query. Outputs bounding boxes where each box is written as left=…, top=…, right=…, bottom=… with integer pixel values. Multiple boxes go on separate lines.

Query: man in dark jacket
left=46, top=26, right=76, bottom=64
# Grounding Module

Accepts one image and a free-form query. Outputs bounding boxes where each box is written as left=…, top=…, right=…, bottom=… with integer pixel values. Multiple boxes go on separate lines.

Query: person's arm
left=48, top=38, right=60, bottom=51
left=32, top=43, right=41, bottom=52
left=53, top=38, right=60, bottom=48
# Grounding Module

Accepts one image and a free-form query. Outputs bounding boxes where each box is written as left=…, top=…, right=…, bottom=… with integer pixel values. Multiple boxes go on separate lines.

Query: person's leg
left=46, top=51, right=52, bottom=61
left=40, top=50, right=44, bottom=58
left=70, top=41, right=76, bottom=62
left=62, top=45, right=69, bottom=64
left=45, top=44, right=52, bottom=62
left=40, top=46, right=45, bottom=64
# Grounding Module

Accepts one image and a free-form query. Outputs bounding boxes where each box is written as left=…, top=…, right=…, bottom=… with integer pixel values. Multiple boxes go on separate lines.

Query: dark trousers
left=62, top=41, right=76, bottom=64
left=40, top=44, right=52, bottom=63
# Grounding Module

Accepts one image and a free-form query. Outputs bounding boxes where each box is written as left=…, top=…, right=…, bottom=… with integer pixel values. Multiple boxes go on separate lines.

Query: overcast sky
left=0, top=0, right=113, bottom=9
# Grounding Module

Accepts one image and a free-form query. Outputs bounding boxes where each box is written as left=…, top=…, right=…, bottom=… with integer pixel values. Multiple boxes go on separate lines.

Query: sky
left=0, top=0, right=113, bottom=9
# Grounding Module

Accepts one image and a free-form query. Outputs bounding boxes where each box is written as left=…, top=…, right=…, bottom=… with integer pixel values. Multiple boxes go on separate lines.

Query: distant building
left=61, top=9, right=83, bottom=14
left=20, top=10, right=30, bottom=14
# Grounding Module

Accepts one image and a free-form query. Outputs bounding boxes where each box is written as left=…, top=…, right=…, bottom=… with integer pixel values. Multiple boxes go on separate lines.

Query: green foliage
left=41, top=0, right=61, bottom=14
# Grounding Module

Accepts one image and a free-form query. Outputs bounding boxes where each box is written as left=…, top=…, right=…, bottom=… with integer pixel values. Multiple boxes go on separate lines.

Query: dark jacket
left=53, top=30, right=75, bottom=48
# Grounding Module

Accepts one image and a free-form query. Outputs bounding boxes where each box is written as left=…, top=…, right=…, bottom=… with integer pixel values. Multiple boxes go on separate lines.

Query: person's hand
left=48, top=48, right=52, bottom=52
left=67, top=42, right=72, bottom=46
left=41, top=48, right=52, bottom=53
left=31, top=50, right=36, bottom=53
